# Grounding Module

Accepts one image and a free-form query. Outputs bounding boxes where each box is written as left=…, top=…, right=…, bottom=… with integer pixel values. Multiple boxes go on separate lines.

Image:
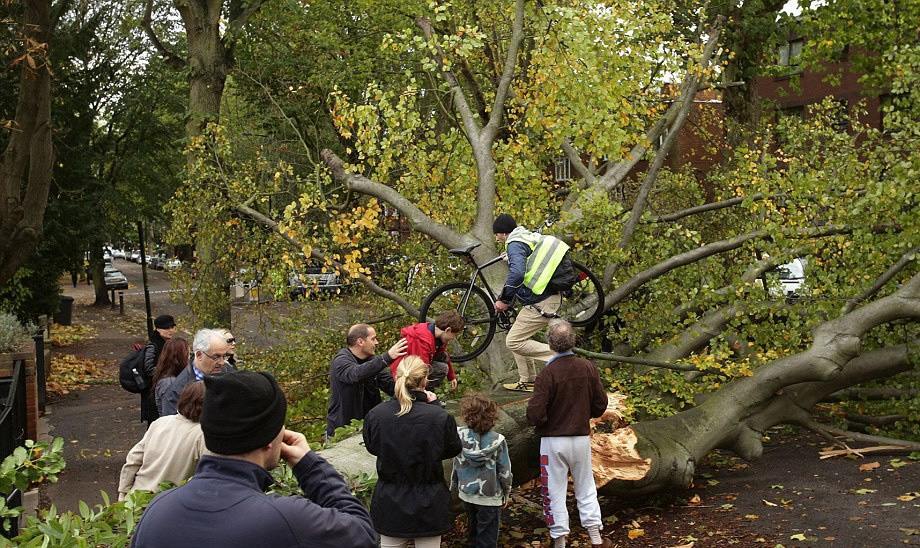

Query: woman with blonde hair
left=363, top=355, right=462, bottom=547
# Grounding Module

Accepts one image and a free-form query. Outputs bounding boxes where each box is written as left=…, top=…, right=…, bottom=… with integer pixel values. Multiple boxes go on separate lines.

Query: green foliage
left=0, top=438, right=65, bottom=534
left=327, top=420, right=364, bottom=446
left=3, top=490, right=154, bottom=548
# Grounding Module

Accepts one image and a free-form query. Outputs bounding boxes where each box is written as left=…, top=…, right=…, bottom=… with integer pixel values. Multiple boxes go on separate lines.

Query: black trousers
left=464, top=502, right=501, bottom=548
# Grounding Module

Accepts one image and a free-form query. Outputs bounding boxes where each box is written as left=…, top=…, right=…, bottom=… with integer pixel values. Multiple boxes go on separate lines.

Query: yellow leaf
left=627, top=529, right=645, bottom=539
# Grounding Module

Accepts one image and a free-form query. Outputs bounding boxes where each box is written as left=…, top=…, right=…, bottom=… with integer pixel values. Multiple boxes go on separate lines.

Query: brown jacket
left=526, top=353, right=608, bottom=437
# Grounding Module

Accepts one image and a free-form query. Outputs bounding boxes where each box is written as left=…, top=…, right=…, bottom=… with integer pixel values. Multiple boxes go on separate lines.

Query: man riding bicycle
left=492, top=214, right=576, bottom=392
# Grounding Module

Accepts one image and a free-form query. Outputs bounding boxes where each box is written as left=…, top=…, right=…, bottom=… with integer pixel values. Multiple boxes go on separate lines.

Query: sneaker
left=502, top=381, right=534, bottom=392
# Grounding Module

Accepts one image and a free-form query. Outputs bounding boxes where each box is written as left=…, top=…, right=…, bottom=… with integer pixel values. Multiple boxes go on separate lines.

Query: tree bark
left=0, top=0, right=54, bottom=286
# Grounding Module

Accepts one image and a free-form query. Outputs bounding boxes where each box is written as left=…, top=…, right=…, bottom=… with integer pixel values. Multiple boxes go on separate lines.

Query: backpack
left=119, top=344, right=149, bottom=393
left=546, top=253, right=577, bottom=294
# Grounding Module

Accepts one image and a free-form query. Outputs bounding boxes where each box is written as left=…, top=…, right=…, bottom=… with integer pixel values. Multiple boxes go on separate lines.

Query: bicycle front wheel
left=419, top=282, right=496, bottom=362
left=558, top=259, right=605, bottom=327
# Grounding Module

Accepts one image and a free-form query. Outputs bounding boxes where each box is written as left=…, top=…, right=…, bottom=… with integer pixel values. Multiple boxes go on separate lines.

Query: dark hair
left=152, top=337, right=190, bottom=389
left=177, top=381, right=205, bottom=422
left=435, top=310, right=464, bottom=333
left=346, top=324, right=372, bottom=347
left=547, top=320, right=576, bottom=353
left=460, top=392, right=499, bottom=434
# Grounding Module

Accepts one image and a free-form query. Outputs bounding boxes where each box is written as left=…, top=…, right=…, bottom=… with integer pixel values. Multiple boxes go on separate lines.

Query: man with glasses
left=160, top=328, right=237, bottom=416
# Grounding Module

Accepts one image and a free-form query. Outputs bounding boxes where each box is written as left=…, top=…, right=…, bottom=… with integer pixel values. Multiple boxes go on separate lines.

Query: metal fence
left=0, top=359, right=27, bottom=539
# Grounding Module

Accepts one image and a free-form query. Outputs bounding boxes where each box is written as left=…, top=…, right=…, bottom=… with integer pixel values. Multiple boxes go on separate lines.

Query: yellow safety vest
left=506, top=227, right=570, bottom=294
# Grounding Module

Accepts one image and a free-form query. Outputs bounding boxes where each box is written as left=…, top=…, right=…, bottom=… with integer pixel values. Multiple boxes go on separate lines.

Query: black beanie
left=492, top=213, right=517, bottom=234
left=201, top=371, right=287, bottom=455
left=154, top=314, right=176, bottom=329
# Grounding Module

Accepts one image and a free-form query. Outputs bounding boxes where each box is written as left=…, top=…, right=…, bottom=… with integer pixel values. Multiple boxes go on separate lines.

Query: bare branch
left=618, top=19, right=724, bottom=250
left=481, top=0, right=525, bottom=143
left=801, top=420, right=920, bottom=452
left=649, top=193, right=768, bottom=223
left=573, top=348, right=714, bottom=373
left=233, top=203, right=419, bottom=318
left=225, top=0, right=269, bottom=45
left=417, top=17, right=482, bottom=144
left=561, top=139, right=596, bottom=186
left=142, top=0, right=186, bottom=69
left=842, top=246, right=918, bottom=314
left=320, top=149, right=468, bottom=250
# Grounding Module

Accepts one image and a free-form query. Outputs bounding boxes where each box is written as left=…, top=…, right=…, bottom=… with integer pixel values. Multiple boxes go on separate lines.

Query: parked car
left=129, top=251, right=141, bottom=262
left=164, top=258, right=182, bottom=271
left=103, top=266, right=128, bottom=290
left=112, top=249, right=126, bottom=259
left=149, top=255, right=166, bottom=270
left=288, top=264, right=344, bottom=299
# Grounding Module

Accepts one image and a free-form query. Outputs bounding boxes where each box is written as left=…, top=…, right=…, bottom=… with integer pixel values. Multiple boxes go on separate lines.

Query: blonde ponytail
left=394, top=355, right=429, bottom=416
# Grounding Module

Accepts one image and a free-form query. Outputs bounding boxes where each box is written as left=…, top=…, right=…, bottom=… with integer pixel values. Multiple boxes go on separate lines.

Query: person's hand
left=424, top=390, right=438, bottom=402
left=494, top=300, right=509, bottom=312
left=449, top=378, right=458, bottom=391
left=279, top=429, right=311, bottom=466
left=388, top=338, right=409, bottom=360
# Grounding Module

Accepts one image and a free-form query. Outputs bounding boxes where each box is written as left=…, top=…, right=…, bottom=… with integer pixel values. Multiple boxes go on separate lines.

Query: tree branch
left=842, top=245, right=918, bottom=314
left=142, top=0, right=186, bottom=69
left=320, top=149, right=468, bottom=250
left=648, top=193, right=768, bottom=223
left=801, top=420, right=920, bottom=452
left=225, top=0, right=269, bottom=44
left=481, top=0, right=525, bottom=144
left=573, top=348, right=714, bottom=373
left=617, top=19, right=724, bottom=251
left=233, top=203, right=419, bottom=318
left=561, top=139, right=596, bottom=186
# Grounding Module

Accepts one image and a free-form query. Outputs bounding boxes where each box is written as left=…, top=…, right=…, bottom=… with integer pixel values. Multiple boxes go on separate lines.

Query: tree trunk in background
left=90, top=244, right=111, bottom=306
left=0, top=0, right=53, bottom=286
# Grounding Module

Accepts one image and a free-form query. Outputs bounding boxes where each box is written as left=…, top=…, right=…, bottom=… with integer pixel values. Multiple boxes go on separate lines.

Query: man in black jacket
left=160, top=328, right=236, bottom=416
left=132, top=370, right=377, bottom=548
left=526, top=320, right=612, bottom=548
left=140, top=314, right=176, bottom=424
left=325, top=323, right=407, bottom=439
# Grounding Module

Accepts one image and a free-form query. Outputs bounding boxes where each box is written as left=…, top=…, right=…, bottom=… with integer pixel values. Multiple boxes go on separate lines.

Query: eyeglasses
left=202, top=351, right=229, bottom=362
left=226, top=338, right=236, bottom=344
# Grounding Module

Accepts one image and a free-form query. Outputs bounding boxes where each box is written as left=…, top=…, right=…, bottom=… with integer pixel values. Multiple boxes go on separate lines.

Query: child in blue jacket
left=451, top=393, right=513, bottom=548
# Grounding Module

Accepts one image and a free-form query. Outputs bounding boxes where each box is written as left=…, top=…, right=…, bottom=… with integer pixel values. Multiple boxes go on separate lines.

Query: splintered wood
left=591, top=393, right=652, bottom=486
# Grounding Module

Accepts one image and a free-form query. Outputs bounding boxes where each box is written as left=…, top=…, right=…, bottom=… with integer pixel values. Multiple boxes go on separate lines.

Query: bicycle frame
left=455, top=253, right=516, bottom=330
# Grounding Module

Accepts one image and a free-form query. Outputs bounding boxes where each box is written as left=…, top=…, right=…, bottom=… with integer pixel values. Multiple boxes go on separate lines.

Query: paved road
left=41, top=260, right=186, bottom=513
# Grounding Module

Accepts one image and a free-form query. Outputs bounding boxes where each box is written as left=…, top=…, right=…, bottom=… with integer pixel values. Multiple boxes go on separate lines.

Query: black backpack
left=119, top=344, right=149, bottom=393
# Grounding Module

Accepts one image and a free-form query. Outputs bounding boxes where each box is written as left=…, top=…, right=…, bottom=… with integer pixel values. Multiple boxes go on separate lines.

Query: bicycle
left=418, top=242, right=604, bottom=362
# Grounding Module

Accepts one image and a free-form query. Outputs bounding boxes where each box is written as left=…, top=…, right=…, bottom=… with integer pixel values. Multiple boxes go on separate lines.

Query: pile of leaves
left=49, top=324, right=96, bottom=348
left=46, top=354, right=110, bottom=396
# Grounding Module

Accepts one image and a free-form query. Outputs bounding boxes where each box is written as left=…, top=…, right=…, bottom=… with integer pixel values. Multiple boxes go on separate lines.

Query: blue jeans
left=464, top=502, right=500, bottom=548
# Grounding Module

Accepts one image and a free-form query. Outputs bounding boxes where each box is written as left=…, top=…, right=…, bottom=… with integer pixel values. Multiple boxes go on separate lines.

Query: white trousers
left=539, top=436, right=603, bottom=539
left=379, top=534, right=441, bottom=547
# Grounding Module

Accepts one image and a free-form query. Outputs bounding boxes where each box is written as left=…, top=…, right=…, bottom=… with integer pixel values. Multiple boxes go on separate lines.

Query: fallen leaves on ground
left=46, top=354, right=110, bottom=395
left=858, top=461, right=880, bottom=472
left=897, top=492, right=918, bottom=502
left=627, top=528, right=645, bottom=539
left=50, top=324, right=96, bottom=347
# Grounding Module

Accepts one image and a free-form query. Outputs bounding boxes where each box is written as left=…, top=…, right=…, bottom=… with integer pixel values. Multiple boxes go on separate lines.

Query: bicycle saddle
left=448, top=243, right=480, bottom=256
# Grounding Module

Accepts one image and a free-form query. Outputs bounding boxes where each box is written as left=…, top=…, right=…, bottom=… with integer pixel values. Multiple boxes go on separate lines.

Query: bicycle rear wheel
left=558, top=259, right=604, bottom=327
left=419, top=282, right=496, bottom=362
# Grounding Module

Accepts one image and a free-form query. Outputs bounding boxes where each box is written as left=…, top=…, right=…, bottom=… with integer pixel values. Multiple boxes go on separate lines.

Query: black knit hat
left=154, top=314, right=176, bottom=329
left=201, top=371, right=287, bottom=455
left=492, top=213, right=517, bottom=234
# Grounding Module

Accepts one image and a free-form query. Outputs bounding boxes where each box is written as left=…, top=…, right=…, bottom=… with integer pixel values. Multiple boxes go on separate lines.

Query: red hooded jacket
left=389, top=322, right=455, bottom=381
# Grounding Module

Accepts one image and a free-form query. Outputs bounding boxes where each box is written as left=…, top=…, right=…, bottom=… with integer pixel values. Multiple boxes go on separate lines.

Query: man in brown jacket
left=526, top=320, right=612, bottom=548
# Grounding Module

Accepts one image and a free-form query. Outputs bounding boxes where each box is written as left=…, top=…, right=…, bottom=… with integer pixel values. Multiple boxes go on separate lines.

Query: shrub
left=0, top=311, right=35, bottom=354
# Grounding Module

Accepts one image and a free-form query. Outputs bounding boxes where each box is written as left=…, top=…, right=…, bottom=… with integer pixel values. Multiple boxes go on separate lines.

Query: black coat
left=140, top=333, right=166, bottom=423
left=362, top=392, right=462, bottom=538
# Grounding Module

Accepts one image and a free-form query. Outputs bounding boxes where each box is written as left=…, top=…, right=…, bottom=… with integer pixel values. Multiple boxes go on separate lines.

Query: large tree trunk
left=0, top=0, right=53, bottom=286
left=488, top=275, right=920, bottom=494
left=177, top=1, right=233, bottom=325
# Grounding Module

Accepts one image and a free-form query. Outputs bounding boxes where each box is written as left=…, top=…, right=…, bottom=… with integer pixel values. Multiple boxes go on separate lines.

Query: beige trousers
left=506, top=294, right=561, bottom=383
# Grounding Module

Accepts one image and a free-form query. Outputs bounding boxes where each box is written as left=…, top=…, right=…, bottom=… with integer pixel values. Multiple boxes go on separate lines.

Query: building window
left=778, top=38, right=804, bottom=66
left=554, top=157, right=572, bottom=182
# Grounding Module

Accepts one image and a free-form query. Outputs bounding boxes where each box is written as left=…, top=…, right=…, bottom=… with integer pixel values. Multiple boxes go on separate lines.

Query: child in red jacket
left=389, top=310, right=464, bottom=391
